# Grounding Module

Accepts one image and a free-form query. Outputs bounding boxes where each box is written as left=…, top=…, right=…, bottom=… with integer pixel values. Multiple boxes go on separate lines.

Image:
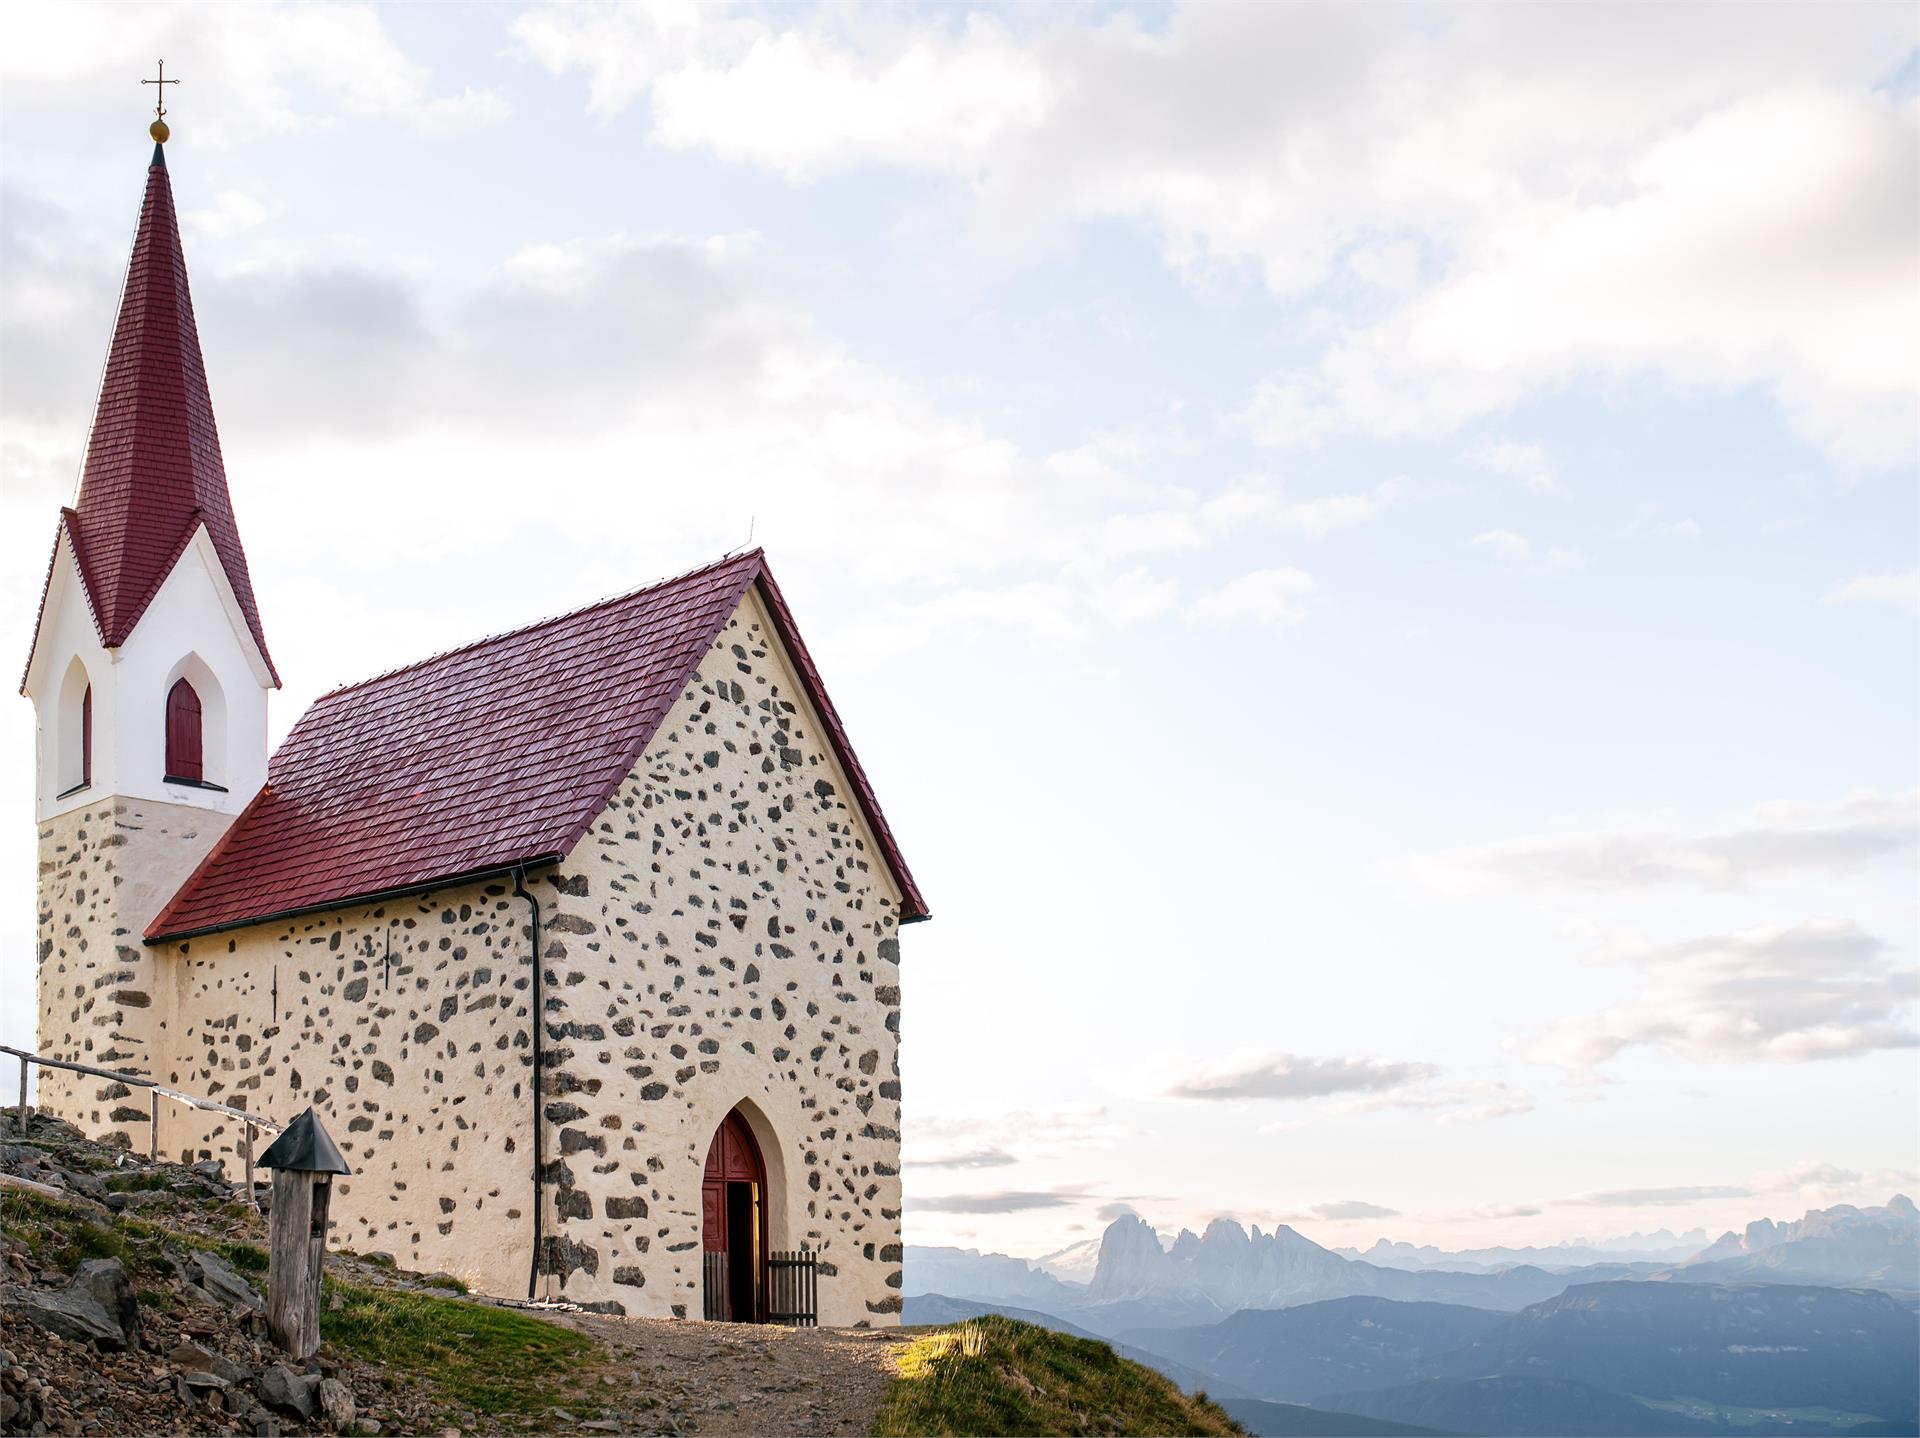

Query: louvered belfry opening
left=165, top=677, right=203, bottom=781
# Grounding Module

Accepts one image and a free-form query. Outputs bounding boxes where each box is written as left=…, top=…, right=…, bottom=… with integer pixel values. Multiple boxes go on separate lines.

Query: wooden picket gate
left=766, top=1249, right=817, bottom=1327
left=702, top=1251, right=729, bottom=1321
left=701, top=1248, right=816, bottom=1325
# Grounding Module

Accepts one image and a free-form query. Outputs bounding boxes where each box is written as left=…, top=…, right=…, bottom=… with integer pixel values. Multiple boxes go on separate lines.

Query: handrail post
left=15, top=1055, right=25, bottom=1136
left=243, top=1123, right=257, bottom=1212
left=149, top=1088, right=159, bottom=1159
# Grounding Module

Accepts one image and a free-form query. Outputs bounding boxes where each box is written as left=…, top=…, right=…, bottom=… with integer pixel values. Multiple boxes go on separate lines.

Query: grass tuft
left=875, top=1314, right=1243, bottom=1437
left=320, top=1278, right=599, bottom=1418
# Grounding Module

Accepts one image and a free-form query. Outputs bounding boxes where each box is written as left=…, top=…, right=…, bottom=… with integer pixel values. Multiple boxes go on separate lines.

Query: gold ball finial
left=150, top=118, right=170, bottom=143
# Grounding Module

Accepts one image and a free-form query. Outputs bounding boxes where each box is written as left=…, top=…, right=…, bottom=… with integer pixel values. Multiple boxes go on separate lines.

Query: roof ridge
left=314, top=548, right=766, bottom=702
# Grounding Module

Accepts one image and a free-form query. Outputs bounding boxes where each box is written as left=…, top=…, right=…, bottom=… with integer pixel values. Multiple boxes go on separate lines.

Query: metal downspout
left=514, top=867, right=545, bottom=1300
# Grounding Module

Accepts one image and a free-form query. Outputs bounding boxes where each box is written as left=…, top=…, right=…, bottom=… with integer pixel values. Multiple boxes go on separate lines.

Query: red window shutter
left=81, top=685, right=92, bottom=787
left=166, top=679, right=203, bottom=782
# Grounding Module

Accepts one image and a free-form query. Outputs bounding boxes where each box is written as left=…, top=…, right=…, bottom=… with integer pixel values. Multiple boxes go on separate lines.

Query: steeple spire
left=62, top=136, right=277, bottom=684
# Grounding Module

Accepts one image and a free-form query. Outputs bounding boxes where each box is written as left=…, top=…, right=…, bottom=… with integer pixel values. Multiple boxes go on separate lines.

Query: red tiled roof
left=147, top=550, right=928, bottom=941
left=26, top=144, right=277, bottom=686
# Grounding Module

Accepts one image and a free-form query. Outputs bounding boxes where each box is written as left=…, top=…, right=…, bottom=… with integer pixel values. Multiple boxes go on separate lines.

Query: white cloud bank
left=1395, top=790, right=1920, bottom=896
left=1523, top=919, right=1919, bottom=1068
left=517, top=3, right=1920, bottom=467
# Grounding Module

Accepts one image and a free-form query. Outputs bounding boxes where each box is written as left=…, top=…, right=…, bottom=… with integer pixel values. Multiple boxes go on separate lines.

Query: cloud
left=1469, top=440, right=1558, bottom=493
left=907, top=1107, right=1128, bottom=1168
left=182, top=191, right=271, bottom=243
left=0, top=3, right=509, bottom=143
left=1344, top=1079, right=1537, bottom=1125
left=1201, top=477, right=1406, bottom=540
left=1464, top=1203, right=1544, bottom=1221
left=1568, top=1184, right=1756, bottom=1207
left=1190, top=568, right=1316, bottom=629
left=1522, top=919, right=1920, bottom=1067
left=1826, top=570, right=1920, bottom=615
left=906, top=1189, right=1084, bottom=1215
left=1095, top=1202, right=1140, bottom=1222
left=911, top=1149, right=1017, bottom=1170
left=517, top=3, right=1920, bottom=467
left=1253, top=86, right=1919, bottom=467
left=1160, top=1051, right=1439, bottom=1102
left=1395, top=790, right=1920, bottom=895
left=1757, top=1161, right=1862, bottom=1191
left=1308, top=1199, right=1401, bottom=1221
left=1471, top=529, right=1582, bottom=572
left=0, top=190, right=1314, bottom=670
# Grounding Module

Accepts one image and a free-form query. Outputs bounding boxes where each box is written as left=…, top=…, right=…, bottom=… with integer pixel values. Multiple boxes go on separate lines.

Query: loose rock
left=257, top=1362, right=317, bottom=1419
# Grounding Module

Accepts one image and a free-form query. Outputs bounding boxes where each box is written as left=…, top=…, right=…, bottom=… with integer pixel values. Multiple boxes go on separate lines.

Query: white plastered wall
left=25, top=525, right=271, bottom=825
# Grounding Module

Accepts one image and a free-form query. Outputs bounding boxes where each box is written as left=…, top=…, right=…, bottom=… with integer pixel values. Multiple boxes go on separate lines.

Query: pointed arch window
left=165, top=678, right=203, bottom=783
left=53, top=659, right=94, bottom=799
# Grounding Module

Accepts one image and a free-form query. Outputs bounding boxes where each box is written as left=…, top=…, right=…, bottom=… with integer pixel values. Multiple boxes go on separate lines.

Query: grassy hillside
left=876, top=1315, right=1243, bottom=1437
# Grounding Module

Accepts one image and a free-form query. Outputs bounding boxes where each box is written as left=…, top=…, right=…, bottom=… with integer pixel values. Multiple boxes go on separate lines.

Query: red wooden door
left=166, top=678, right=203, bottom=781
left=701, top=1111, right=767, bottom=1320
left=702, top=1180, right=727, bottom=1252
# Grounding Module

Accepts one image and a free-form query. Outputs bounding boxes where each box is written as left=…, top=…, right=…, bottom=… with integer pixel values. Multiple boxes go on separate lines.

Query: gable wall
left=533, top=585, right=906, bottom=1324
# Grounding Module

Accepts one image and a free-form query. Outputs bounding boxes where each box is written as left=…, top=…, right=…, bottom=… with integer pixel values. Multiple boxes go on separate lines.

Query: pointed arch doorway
left=701, top=1107, right=767, bottom=1322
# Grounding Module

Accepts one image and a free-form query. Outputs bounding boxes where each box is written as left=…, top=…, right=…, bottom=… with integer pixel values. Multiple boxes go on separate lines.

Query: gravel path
left=543, top=1312, right=909, bottom=1437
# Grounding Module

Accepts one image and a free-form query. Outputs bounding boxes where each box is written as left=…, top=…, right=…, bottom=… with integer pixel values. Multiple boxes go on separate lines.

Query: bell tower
left=21, top=120, right=278, bottom=1146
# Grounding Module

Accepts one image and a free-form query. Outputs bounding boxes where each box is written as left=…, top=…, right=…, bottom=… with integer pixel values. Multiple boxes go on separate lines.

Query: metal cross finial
left=142, top=59, right=178, bottom=120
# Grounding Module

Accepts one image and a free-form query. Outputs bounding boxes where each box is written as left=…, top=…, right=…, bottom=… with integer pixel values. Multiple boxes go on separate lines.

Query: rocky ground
left=0, top=1111, right=910, bottom=1437
left=547, top=1312, right=903, bottom=1436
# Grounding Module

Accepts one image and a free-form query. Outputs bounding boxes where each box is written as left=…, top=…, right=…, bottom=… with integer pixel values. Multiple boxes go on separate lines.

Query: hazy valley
left=904, top=1196, right=1920, bottom=1436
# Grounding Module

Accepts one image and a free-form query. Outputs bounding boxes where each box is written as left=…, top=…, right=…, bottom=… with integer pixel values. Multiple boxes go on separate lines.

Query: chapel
left=21, top=127, right=926, bottom=1324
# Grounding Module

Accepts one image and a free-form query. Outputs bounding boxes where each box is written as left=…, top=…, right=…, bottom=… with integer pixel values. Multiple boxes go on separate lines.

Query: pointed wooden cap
left=258, top=1107, right=351, bottom=1175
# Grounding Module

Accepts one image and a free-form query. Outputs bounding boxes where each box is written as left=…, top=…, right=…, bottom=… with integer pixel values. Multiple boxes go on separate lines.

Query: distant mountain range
left=1034, top=1236, right=1102, bottom=1283
left=1088, top=1214, right=1590, bottom=1315
left=1419, top=1281, right=1918, bottom=1419
left=904, top=1244, right=1088, bottom=1310
left=1320, top=1282, right=1918, bottom=1436
left=1338, top=1230, right=1711, bottom=1273
left=1123, top=1296, right=1509, bottom=1404
left=903, top=1195, right=1920, bottom=1435
left=1681, top=1194, right=1918, bottom=1291
left=909, top=1193, right=1919, bottom=1326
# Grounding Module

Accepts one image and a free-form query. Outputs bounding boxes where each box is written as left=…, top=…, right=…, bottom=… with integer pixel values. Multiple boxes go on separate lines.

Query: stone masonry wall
left=47, top=585, right=909, bottom=1322
left=35, top=798, right=228, bottom=1148
left=156, top=881, right=537, bottom=1299
left=535, top=586, right=906, bottom=1325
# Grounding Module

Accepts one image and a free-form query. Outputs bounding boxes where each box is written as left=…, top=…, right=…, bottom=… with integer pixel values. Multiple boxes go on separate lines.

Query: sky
left=1, top=1, right=1915, bottom=1263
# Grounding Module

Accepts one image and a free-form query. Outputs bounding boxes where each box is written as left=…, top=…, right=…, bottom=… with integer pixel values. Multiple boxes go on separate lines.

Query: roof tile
left=147, top=550, right=927, bottom=940
left=23, top=146, right=276, bottom=687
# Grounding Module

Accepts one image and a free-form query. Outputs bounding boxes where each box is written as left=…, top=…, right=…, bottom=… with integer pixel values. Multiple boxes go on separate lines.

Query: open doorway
left=700, top=1108, right=766, bottom=1322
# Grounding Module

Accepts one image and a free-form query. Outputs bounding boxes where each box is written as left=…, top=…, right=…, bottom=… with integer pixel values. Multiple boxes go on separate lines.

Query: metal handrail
left=3, top=1042, right=281, bottom=1206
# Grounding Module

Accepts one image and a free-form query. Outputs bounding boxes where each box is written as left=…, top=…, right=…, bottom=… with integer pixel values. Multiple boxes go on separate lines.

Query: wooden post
left=148, top=1089, right=159, bottom=1159
left=257, top=1107, right=349, bottom=1360
left=267, top=1169, right=331, bottom=1358
left=15, top=1056, right=25, bottom=1136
